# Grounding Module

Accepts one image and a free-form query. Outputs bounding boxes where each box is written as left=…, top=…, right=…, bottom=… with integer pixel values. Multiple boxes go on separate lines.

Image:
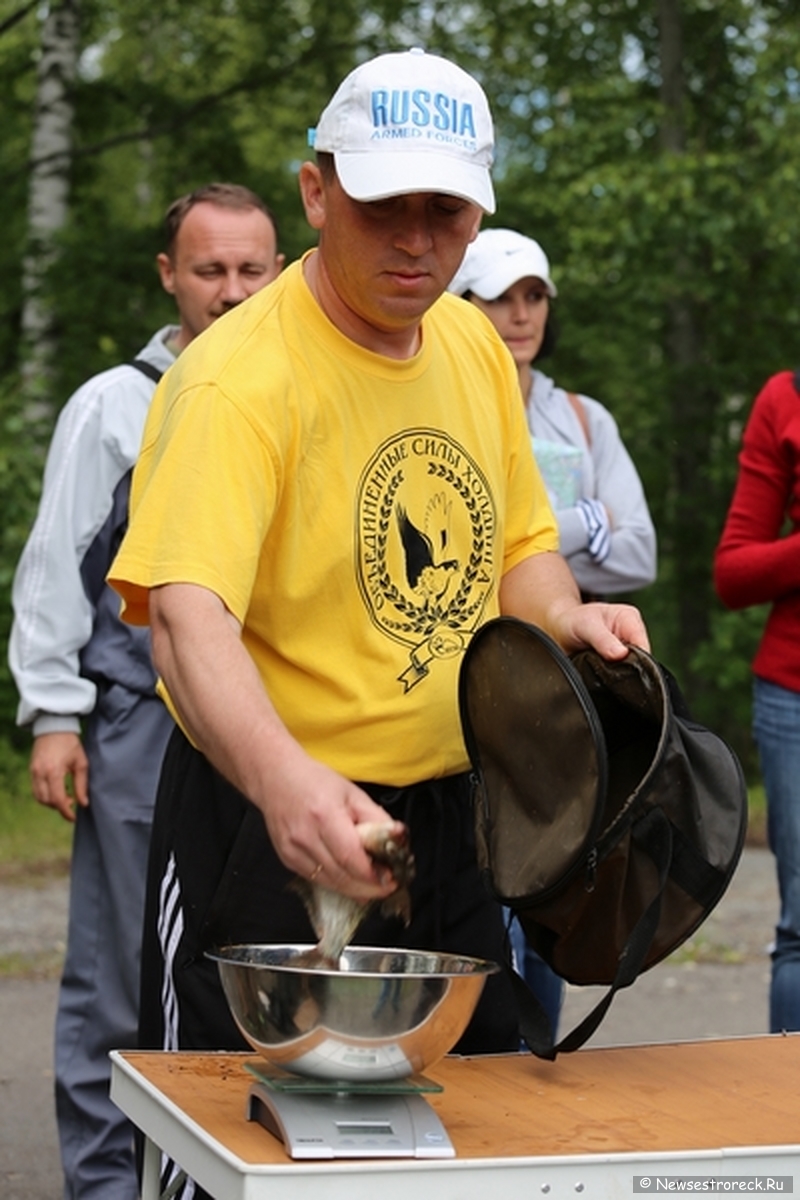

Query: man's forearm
left=149, top=581, right=299, bottom=803
left=148, top=581, right=398, bottom=898
left=499, top=550, right=581, bottom=637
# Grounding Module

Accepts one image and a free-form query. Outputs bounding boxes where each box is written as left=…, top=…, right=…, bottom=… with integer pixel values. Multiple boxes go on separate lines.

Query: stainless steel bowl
left=207, top=944, right=498, bottom=1082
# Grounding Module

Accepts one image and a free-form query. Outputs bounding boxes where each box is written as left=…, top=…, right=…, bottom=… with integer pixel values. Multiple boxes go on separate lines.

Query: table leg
left=141, top=1135, right=161, bottom=1200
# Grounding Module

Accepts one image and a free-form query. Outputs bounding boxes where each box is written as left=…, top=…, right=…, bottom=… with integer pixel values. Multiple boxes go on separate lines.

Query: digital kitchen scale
left=246, top=1065, right=455, bottom=1160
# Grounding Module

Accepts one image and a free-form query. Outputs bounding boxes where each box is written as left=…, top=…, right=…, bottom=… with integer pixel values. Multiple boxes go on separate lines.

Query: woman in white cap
left=450, top=228, right=657, bottom=1036
left=450, top=228, right=656, bottom=602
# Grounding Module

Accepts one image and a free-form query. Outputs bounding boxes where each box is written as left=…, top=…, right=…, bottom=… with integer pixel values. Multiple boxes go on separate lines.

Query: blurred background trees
left=1, top=0, right=798, bottom=776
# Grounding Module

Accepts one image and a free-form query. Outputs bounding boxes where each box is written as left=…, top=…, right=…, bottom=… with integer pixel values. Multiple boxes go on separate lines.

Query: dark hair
left=460, top=289, right=560, bottom=363
left=315, top=151, right=336, bottom=182
left=163, top=183, right=279, bottom=257
left=536, top=312, right=559, bottom=362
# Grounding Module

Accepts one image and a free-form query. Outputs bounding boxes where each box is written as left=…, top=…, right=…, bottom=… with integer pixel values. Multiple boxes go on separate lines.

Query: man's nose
left=219, top=272, right=249, bottom=306
left=395, top=220, right=434, bottom=256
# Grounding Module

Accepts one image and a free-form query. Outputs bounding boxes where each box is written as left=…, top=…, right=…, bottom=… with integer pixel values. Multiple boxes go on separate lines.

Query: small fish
left=292, top=821, right=415, bottom=967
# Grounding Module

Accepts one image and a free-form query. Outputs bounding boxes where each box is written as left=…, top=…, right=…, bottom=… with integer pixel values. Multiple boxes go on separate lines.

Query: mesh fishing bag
left=458, top=616, right=748, bottom=1059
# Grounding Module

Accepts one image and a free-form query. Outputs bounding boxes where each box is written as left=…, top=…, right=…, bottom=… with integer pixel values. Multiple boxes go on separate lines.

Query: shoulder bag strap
left=567, top=391, right=591, bottom=446
left=130, top=358, right=164, bottom=385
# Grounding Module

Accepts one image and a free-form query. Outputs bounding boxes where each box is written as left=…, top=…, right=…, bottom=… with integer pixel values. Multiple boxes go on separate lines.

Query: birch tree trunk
left=20, top=0, right=80, bottom=423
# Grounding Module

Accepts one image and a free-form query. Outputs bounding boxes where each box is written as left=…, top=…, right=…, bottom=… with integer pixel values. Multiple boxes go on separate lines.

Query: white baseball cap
left=448, top=228, right=558, bottom=298
left=309, top=48, right=496, bottom=213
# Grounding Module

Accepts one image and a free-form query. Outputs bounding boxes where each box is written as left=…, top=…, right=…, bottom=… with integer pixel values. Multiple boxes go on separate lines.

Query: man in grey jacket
left=8, top=182, right=283, bottom=1200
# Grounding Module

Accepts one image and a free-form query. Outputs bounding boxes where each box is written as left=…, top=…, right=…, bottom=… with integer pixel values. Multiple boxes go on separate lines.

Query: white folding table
left=110, top=1035, right=800, bottom=1199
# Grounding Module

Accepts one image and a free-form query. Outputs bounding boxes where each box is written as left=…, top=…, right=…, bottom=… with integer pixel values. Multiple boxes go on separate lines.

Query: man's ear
left=466, top=209, right=483, bottom=245
left=298, top=162, right=326, bottom=231
left=156, top=252, right=176, bottom=296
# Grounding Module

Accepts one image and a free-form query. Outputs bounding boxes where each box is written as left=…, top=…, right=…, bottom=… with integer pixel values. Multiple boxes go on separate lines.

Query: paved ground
left=0, top=873, right=69, bottom=1200
left=0, top=846, right=780, bottom=1199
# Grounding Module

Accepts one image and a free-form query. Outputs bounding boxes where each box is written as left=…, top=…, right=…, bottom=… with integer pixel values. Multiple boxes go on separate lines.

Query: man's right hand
left=253, top=745, right=405, bottom=903
left=30, top=732, right=89, bottom=822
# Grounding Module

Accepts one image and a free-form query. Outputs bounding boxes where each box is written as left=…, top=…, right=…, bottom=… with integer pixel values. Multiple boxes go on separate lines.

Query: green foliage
left=476, top=0, right=799, bottom=726
left=0, top=7, right=35, bottom=378
left=0, top=737, right=72, bottom=869
left=690, top=604, right=767, bottom=777
left=47, top=216, right=176, bottom=400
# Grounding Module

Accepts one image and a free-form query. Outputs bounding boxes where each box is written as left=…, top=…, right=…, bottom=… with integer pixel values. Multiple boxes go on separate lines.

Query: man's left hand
left=549, top=600, right=650, bottom=660
left=499, top=550, right=650, bottom=661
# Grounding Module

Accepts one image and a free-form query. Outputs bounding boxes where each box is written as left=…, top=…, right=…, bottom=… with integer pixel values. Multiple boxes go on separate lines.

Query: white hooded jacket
left=9, top=327, right=178, bottom=733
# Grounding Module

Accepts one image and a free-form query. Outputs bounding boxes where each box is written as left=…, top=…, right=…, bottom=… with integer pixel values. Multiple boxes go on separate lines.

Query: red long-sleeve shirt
left=714, top=370, right=800, bottom=691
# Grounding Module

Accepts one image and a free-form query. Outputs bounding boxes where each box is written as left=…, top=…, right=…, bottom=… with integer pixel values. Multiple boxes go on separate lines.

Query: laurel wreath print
left=372, top=461, right=490, bottom=638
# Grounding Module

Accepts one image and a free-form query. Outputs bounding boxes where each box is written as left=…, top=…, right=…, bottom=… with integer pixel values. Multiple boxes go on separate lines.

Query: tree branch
left=2, top=39, right=335, bottom=185
left=0, top=0, right=40, bottom=39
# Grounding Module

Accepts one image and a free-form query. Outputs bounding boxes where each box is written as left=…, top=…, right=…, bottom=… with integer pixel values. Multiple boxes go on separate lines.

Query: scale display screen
left=335, top=1122, right=394, bottom=1135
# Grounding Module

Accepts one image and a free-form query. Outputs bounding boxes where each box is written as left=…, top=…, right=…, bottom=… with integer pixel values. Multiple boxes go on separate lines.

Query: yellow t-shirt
left=109, top=257, right=557, bottom=785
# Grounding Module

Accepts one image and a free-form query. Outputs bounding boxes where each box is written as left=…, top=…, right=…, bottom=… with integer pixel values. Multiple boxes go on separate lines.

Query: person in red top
left=714, top=368, right=800, bottom=1033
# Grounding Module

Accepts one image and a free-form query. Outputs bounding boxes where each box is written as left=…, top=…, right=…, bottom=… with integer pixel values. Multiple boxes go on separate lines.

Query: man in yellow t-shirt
left=110, top=49, right=649, bottom=1064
